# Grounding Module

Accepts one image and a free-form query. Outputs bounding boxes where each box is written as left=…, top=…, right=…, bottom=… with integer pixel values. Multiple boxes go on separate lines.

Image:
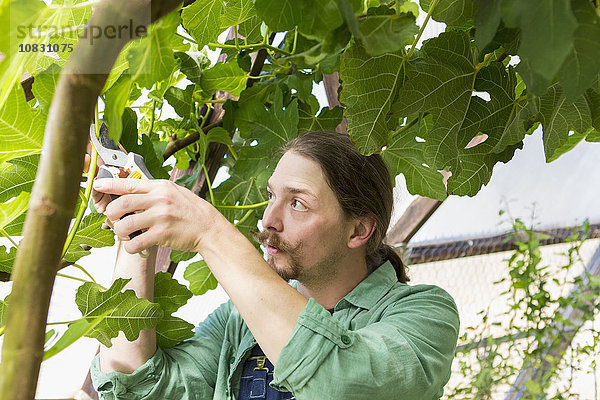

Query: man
left=90, top=130, right=460, bottom=399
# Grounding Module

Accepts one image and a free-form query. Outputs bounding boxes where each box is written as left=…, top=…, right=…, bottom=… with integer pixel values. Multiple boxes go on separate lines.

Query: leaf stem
left=391, top=113, right=428, bottom=137
left=234, top=25, right=240, bottom=51
left=234, top=209, right=254, bottom=227
left=215, top=200, right=268, bottom=210
left=227, top=145, right=239, bottom=161
left=203, top=164, right=216, bottom=206
left=46, top=318, right=84, bottom=326
left=0, top=228, right=18, bottom=248
left=70, top=263, right=99, bottom=285
left=49, top=0, right=100, bottom=9
left=207, top=42, right=291, bottom=56
left=148, top=99, right=156, bottom=136
left=56, top=273, right=105, bottom=290
left=175, top=31, right=196, bottom=44
left=202, top=99, right=227, bottom=104
left=252, top=73, right=276, bottom=79
left=405, top=0, right=440, bottom=59
left=62, top=105, right=99, bottom=258
left=292, top=28, right=298, bottom=55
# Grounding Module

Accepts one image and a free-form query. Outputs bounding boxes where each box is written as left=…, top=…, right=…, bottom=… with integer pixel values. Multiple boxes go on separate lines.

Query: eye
left=291, top=199, right=307, bottom=211
left=266, top=190, right=273, bottom=200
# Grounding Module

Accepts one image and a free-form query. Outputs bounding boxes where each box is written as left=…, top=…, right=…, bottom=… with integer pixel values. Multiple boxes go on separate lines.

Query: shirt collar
left=290, top=260, right=398, bottom=311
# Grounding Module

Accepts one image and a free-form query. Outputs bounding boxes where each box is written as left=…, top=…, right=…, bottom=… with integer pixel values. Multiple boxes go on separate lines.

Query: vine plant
left=447, top=214, right=600, bottom=399
left=0, top=0, right=600, bottom=397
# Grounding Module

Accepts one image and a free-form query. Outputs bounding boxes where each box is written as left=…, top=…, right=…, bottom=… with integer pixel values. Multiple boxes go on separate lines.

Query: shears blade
left=89, top=124, right=128, bottom=168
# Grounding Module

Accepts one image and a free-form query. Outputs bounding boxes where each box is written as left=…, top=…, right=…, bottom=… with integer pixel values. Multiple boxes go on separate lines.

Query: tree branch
left=0, top=1, right=182, bottom=398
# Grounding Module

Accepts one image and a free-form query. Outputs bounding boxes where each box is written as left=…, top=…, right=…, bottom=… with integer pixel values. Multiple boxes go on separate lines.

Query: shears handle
left=96, top=154, right=153, bottom=240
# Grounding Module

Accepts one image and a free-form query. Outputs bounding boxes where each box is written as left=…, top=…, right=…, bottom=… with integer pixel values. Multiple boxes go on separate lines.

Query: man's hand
left=92, top=178, right=219, bottom=254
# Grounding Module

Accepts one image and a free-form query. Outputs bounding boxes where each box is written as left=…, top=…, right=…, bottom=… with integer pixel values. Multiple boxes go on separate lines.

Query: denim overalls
left=237, top=343, right=295, bottom=399
left=237, top=308, right=334, bottom=399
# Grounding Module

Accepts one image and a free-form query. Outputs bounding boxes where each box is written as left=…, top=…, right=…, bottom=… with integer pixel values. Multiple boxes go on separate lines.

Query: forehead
left=268, top=151, right=334, bottom=200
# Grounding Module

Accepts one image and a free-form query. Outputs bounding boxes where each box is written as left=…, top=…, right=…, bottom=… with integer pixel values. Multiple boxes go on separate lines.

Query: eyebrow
left=267, top=181, right=317, bottom=200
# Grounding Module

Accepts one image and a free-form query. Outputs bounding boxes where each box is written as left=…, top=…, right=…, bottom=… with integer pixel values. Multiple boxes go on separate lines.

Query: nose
left=262, top=199, right=283, bottom=232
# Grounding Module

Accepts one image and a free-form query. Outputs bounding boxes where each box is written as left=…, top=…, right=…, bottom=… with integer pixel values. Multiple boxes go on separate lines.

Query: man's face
left=252, top=151, right=351, bottom=285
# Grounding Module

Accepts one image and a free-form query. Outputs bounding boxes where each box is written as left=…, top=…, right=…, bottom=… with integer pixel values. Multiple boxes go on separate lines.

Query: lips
left=267, top=244, right=282, bottom=255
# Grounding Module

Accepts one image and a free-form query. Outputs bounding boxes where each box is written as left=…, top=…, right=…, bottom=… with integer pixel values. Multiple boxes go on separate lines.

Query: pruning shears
left=89, top=123, right=153, bottom=244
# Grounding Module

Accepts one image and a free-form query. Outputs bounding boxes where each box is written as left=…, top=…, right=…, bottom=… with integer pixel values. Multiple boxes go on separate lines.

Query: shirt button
left=341, top=335, right=351, bottom=345
left=229, top=356, right=235, bottom=364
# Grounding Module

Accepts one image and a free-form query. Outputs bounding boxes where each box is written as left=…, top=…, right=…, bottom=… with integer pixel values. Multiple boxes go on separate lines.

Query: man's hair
left=280, top=131, right=409, bottom=283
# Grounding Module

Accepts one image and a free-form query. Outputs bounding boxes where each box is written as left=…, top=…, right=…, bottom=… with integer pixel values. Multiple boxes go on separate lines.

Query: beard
left=250, top=229, right=346, bottom=286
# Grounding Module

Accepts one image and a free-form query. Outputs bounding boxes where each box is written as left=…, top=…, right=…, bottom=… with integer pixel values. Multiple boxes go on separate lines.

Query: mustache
left=250, top=230, right=293, bottom=253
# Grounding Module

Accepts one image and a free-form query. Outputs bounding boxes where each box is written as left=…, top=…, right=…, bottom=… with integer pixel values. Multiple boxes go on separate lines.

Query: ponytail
left=367, top=243, right=409, bottom=283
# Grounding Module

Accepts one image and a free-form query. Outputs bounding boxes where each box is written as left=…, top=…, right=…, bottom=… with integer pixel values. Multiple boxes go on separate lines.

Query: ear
left=347, top=215, right=377, bottom=249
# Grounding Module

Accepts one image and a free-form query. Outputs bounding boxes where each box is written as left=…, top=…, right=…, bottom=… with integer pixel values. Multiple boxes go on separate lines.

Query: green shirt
left=90, top=261, right=460, bottom=399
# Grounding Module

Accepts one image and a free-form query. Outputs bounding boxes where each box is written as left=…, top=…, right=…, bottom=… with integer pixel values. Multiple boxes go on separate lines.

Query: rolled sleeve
left=271, top=287, right=460, bottom=400
left=271, top=297, right=352, bottom=391
left=90, top=300, right=234, bottom=400
left=91, top=348, right=163, bottom=399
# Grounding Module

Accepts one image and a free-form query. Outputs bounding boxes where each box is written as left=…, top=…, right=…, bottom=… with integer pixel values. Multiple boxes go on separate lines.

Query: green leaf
left=182, top=0, right=224, bottom=48
left=238, top=14, right=264, bottom=44
left=221, top=0, right=256, bottom=28
left=103, top=75, right=133, bottom=142
left=0, top=191, right=30, bottom=230
left=297, top=0, right=344, bottom=41
left=340, top=42, right=405, bottom=154
left=546, top=129, right=589, bottom=163
left=501, top=0, right=577, bottom=91
left=2, top=212, right=25, bottom=237
left=212, top=170, right=268, bottom=244
left=235, top=87, right=299, bottom=158
left=119, top=108, right=170, bottom=179
left=153, top=272, right=195, bottom=347
left=358, top=7, right=418, bottom=56
left=103, top=41, right=136, bottom=94
left=474, top=0, right=501, bottom=50
left=392, top=31, right=478, bottom=172
left=382, top=119, right=447, bottom=200
left=538, top=83, right=593, bottom=162
left=154, top=272, right=193, bottom=314
left=184, top=260, right=218, bottom=295
left=0, top=154, right=39, bottom=203
left=0, top=88, right=45, bottom=165
left=170, top=250, right=197, bottom=263
left=444, top=62, right=531, bottom=195
left=0, top=298, right=6, bottom=330
left=75, top=279, right=163, bottom=347
left=31, top=63, right=61, bottom=111
left=254, top=0, right=302, bottom=32
left=200, top=62, right=248, bottom=98
left=0, top=246, right=16, bottom=274
left=0, top=0, right=91, bottom=108
left=337, top=0, right=362, bottom=40
left=156, top=315, right=195, bottom=348
left=127, top=10, right=179, bottom=89
left=420, top=0, right=477, bottom=26
left=586, top=129, right=600, bottom=143
left=557, top=0, right=600, bottom=103
left=298, top=103, right=343, bottom=133
left=165, top=85, right=195, bottom=117
left=448, top=140, right=522, bottom=196
left=175, top=51, right=205, bottom=85
left=63, top=213, right=116, bottom=263
left=43, top=311, right=111, bottom=361
left=206, top=127, right=233, bottom=146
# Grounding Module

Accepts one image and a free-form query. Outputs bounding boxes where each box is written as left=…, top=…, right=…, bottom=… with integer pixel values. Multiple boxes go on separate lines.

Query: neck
left=295, top=254, right=369, bottom=311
